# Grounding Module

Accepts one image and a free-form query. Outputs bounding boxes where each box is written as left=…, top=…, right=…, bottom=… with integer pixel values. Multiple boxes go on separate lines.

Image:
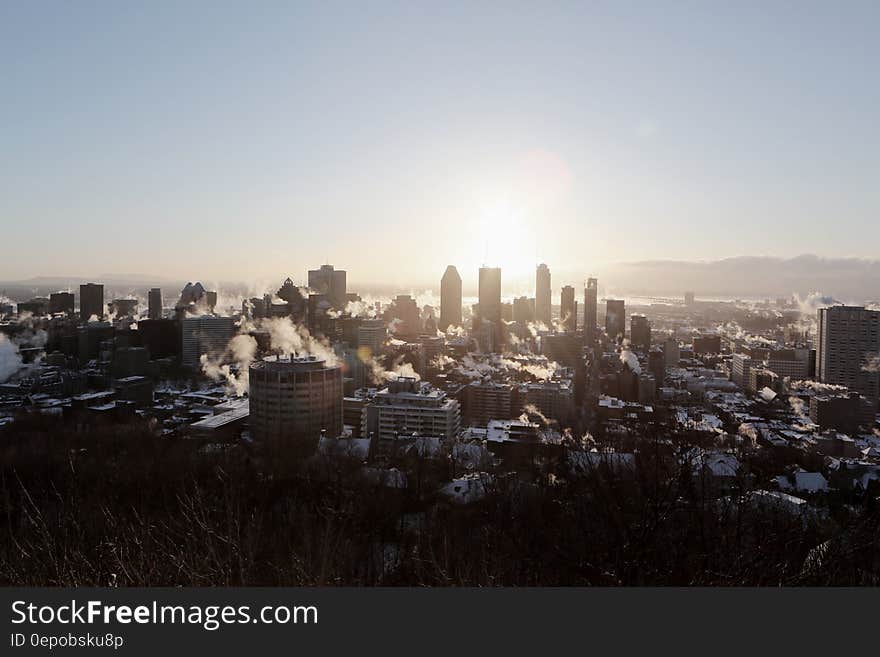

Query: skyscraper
left=512, top=296, right=535, bottom=324
left=535, top=263, right=551, bottom=326
left=181, top=315, right=235, bottom=368
left=584, top=278, right=598, bottom=345
left=147, top=287, right=162, bottom=319
left=357, top=318, right=387, bottom=355
left=560, top=285, right=576, bottom=333
left=439, top=265, right=462, bottom=331
left=477, top=266, right=502, bottom=348
left=148, top=288, right=163, bottom=320
left=387, top=295, right=421, bottom=337
left=79, top=283, right=104, bottom=322
left=605, top=299, right=625, bottom=342
left=631, top=315, right=651, bottom=350
left=49, top=292, right=75, bottom=316
left=308, top=264, right=347, bottom=307
left=817, top=306, right=880, bottom=408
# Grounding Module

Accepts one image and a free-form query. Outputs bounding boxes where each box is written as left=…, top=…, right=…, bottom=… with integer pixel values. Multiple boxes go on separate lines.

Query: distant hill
left=582, top=255, right=880, bottom=302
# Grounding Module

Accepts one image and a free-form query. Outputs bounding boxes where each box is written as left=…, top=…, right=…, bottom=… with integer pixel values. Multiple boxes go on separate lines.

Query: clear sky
left=2, top=1, right=879, bottom=290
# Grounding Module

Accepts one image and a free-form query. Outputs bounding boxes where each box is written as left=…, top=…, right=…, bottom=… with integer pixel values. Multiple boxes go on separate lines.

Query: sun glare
left=473, top=201, right=535, bottom=282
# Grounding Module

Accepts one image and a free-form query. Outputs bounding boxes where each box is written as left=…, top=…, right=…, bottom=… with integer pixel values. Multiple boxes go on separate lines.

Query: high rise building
left=731, top=354, right=752, bottom=389
left=79, top=283, right=104, bottom=322
left=181, top=315, right=235, bottom=367
left=137, top=318, right=180, bottom=360
left=464, top=381, right=514, bottom=427
left=49, top=292, right=75, bottom=316
left=17, top=298, right=49, bottom=316
left=108, top=298, right=138, bottom=318
left=308, top=264, right=347, bottom=307
left=276, top=277, right=306, bottom=321
left=535, top=263, right=551, bottom=326
left=685, top=291, right=695, bottom=306
left=512, top=296, right=535, bottom=324
left=249, top=355, right=344, bottom=449
left=560, top=285, right=576, bottom=333
left=175, top=282, right=217, bottom=317
left=693, top=334, right=722, bottom=355
left=664, top=336, right=680, bottom=368
left=630, top=315, right=651, bottom=350
left=648, top=348, right=665, bottom=388
left=477, top=266, right=502, bottom=348
left=363, top=377, right=461, bottom=441
left=817, top=306, right=880, bottom=406
left=605, top=299, right=625, bottom=342
left=148, top=288, right=162, bottom=320
left=584, top=278, right=598, bottom=345
left=386, top=295, right=421, bottom=338
left=357, top=318, right=387, bottom=355
left=439, top=265, right=462, bottom=331
left=521, top=380, right=574, bottom=425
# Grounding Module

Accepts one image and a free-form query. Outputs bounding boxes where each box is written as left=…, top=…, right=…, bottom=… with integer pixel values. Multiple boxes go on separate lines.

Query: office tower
left=108, top=298, right=138, bottom=318
left=111, top=346, right=149, bottom=378
left=648, top=348, right=665, bottom=387
left=535, top=263, right=551, bottom=326
left=175, top=282, right=217, bottom=317
left=181, top=315, right=235, bottom=367
left=357, top=318, right=387, bottom=355
left=49, top=292, right=75, bottom=316
left=464, top=381, right=514, bottom=426
left=477, top=266, right=502, bottom=348
left=387, top=295, right=421, bottom=337
left=363, top=377, right=461, bottom=441
left=560, top=285, right=576, bottom=333
left=809, top=392, right=863, bottom=435
left=77, top=322, right=115, bottom=363
left=148, top=288, right=162, bottom=320
left=276, top=277, right=306, bottom=320
left=308, top=264, right=347, bottom=307
left=684, top=291, right=695, bottom=306
left=541, top=333, right=582, bottom=369
left=605, top=299, right=625, bottom=341
left=692, top=334, right=721, bottom=355
left=630, top=315, right=651, bottom=350
left=79, top=283, right=104, bottom=321
left=439, top=265, right=462, bottom=331
left=664, top=336, right=680, bottom=368
left=817, top=306, right=880, bottom=405
left=249, top=355, right=344, bottom=449
left=584, top=278, right=598, bottom=345
left=17, top=298, right=49, bottom=316
left=763, top=348, right=810, bottom=379
left=137, top=318, right=180, bottom=360
left=512, top=296, right=535, bottom=324
left=731, top=354, right=752, bottom=389
left=521, top=380, right=574, bottom=425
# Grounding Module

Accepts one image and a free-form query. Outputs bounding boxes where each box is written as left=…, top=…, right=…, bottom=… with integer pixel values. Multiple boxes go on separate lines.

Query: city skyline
left=3, top=3, right=880, bottom=285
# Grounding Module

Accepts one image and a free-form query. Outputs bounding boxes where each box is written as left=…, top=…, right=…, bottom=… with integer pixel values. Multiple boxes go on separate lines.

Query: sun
left=473, top=201, right=535, bottom=282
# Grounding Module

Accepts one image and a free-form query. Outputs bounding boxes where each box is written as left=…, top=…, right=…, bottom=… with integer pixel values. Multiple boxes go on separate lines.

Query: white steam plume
left=0, top=334, right=23, bottom=383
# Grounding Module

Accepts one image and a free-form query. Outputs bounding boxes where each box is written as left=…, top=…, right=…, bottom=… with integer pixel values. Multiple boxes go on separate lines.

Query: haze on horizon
left=2, top=3, right=879, bottom=292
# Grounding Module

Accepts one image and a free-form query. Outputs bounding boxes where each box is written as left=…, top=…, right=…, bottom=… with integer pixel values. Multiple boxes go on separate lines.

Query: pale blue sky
left=2, top=1, right=878, bottom=289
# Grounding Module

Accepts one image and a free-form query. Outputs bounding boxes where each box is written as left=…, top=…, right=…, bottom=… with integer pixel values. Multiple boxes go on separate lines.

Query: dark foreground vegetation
left=2, top=414, right=879, bottom=586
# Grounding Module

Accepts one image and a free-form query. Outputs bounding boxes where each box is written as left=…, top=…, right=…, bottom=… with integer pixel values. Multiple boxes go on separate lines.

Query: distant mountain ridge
left=586, top=254, right=880, bottom=301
